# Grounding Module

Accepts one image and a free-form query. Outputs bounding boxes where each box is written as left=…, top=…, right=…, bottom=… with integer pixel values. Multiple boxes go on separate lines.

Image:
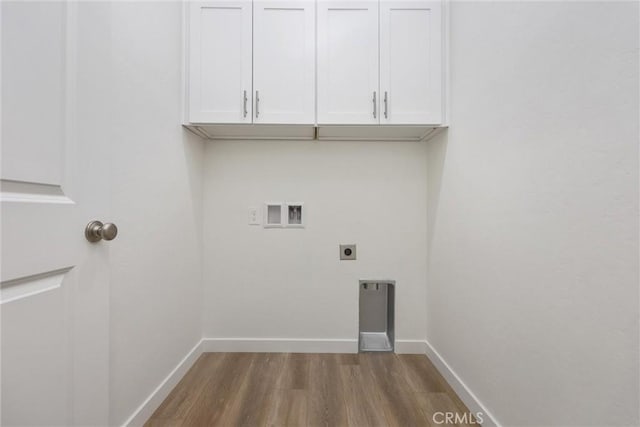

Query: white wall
left=108, top=3, right=204, bottom=425
left=202, top=140, right=427, bottom=347
left=427, top=2, right=639, bottom=426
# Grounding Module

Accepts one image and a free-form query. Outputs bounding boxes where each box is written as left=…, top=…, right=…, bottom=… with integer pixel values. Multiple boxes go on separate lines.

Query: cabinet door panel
left=380, top=0, right=442, bottom=124
left=317, top=1, right=379, bottom=124
left=253, top=0, right=315, bottom=124
left=189, top=0, right=252, bottom=123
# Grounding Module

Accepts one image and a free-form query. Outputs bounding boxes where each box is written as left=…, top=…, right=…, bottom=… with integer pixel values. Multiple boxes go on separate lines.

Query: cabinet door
left=253, top=0, right=315, bottom=124
left=380, top=0, right=442, bottom=124
left=317, top=1, right=379, bottom=124
left=188, top=0, right=252, bottom=123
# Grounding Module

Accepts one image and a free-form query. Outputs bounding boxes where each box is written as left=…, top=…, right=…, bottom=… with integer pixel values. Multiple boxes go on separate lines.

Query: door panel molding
left=0, top=179, right=74, bottom=204
left=0, top=267, right=73, bottom=304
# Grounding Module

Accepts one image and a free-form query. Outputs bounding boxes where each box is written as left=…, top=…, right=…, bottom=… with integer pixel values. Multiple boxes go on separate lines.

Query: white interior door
left=317, top=0, right=379, bottom=124
left=253, top=0, right=315, bottom=124
left=188, top=0, right=253, bottom=124
left=1, top=1, right=112, bottom=425
left=380, top=0, right=442, bottom=124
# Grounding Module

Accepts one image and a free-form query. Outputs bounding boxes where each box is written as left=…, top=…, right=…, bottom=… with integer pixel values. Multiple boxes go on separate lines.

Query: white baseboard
left=122, top=339, right=203, bottom=427
left=424, top=340, right=500, bottom=427
left=202, top=338, right=433, bottom=354
left=395, top=339, right=429, bottom=354
left=201, top=337, right=358, bottom=353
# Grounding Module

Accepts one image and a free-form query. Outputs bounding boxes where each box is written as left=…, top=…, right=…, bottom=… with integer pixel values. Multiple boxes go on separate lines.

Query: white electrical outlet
left=248, top=207, right=260, bottom=225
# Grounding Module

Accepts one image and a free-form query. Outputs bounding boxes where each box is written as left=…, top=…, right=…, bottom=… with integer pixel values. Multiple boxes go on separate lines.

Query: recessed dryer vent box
left=359, top=280, right=395, bottom=352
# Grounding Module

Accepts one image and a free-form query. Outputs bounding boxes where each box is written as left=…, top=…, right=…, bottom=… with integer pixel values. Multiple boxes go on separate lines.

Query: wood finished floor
left=145, top=352, right=477, bottom=427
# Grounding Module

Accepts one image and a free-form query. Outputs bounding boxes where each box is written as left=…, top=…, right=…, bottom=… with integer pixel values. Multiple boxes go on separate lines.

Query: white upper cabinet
left=317, top=0, right=379, bottom=124
left=185, top=0, right=446, bottom=137
left=253, top=0, right=316, bottom=124
left=380, top=0, right=442, bottom=124
left=188, top=0, right=252, bottom=123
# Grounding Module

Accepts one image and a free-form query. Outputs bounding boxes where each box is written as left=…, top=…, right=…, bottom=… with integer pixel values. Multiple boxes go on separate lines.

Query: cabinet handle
left=384, top=91, right=388, bottom=119
left=372, top=91, right=377, bottom=119
left=255, top=90, right=260, bottom=118
left=243, top=90, right=248, bottom=118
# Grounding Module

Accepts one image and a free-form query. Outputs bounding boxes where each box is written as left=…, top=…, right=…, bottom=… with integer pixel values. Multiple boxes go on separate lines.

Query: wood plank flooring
left=145, top=353, right=478, bottom=427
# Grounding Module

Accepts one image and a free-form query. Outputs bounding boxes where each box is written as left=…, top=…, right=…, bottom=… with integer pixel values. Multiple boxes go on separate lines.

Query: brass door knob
left=85, top=220, right=118, bottom=242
